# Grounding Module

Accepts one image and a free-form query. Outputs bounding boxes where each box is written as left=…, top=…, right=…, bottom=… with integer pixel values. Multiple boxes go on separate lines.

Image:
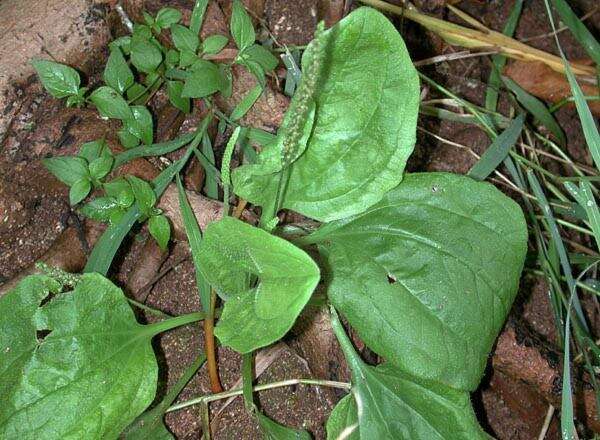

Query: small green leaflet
left=171, top=24, right=199, bottom=54
left=79, top=139, right=112, bottom=163
left=201, top=35, right=229, bottom=55
left=104, top=48, right=134, bottom=94
left=89, top=155, right=114, bottom=180
left=128, top=175, right=157, bottom=216
left=124, top=105, right=154, bottom=145
left=69, top=178, right=91, bottom=205
left=230, top=0, right=255, bottom=51
left=42, top=156, right=89, bottom=186
left=233, top=7, right=420, bottom=222
left=197, top=217, right=320, bottom=353
left=148, top=214, right=171, bottom=251
left=155, top=7, right=182, bottom=29
left=305, top=173, right=527, bottom=391
left=0, top=274, right=157, bottom=439
left=241, top=44, right=279, bottom=71
left=130, top=38, right=163, bottom=74
left=167, top=80, right=190, bottom=113
left=328, top=308, right=488, bottom=440
left=32, top=59, right=80, bottom=98
left=89, top=86, right=133, bottom=120
left=182, top=60, right=224, bottom=98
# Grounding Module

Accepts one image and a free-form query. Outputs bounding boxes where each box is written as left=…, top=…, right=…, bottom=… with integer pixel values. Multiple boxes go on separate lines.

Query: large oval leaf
left=305, top=173, right=527, bottom=390
left=197, top=217, right=320, bottom=353
left=232, top=7, right=420, bottom=222
left=327, top=310, right=488, bottom=440
left=0, top=274, right=157, bottom=439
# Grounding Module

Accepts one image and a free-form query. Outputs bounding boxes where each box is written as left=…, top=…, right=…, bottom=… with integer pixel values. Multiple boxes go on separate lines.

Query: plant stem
left=204, top=290, right=223, bottom=393
left=166, top=378, right=351, bottom=412
left=242, top=353, right=254, bottom=411
left=144, top=311, right=206, bottom=336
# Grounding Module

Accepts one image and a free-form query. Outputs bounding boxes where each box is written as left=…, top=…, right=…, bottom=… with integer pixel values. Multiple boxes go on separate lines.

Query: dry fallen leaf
left=504, top=60, right=600, bottom=117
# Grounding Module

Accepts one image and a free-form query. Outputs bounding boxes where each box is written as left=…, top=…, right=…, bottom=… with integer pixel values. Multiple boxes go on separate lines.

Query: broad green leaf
left=104, top=48, right=134, bottom=94
left=328, top=309, right=488, bottom=440
left=171, top=24, right=199, bottom=54
left=131, top=38, right=162, bottom=74
left=79, top=139, right=112, bottom=163
left=69, top=178, right=91, bottom=205
left=128, top=175, right=157, bottom=215
left=0, top=274, right=157, bottom=439
left=190, top=0, right=209, bottom=35
left=197, top=217, right=320, bottom=353
left=257, top=412, right=311, bottom=440
left=230, top=84, right=262, bottom=121
left=232, top=7, right=420, bottom=222
left=148, top=214, right=171, bottom=251
left=32, top=59, right=80, bottom=98
left=89, top=86, right=133, bottom=120
left=43, top=156, right=89, bottom=186
left=201, top=34, right=229, bottom=55
left=326, top=395, right=358, bottom=440
left=230, top=0, right=255, bottom=50
left=166, top=80, right=190, bottom=113
left=242, top=44, right=279, bottom=71
left=89, top=155, right=114, bottom=180
left=306, top=173, right=527, bottom=390
left=182, top=60, right=223, bottom=98
left=468, top=114, right=524, bottom=181
left=155, top=7, right=182, bottom=29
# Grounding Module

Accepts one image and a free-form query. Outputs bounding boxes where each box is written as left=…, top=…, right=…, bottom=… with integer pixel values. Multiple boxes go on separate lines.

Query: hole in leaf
left=36, top=329, right=51, bottom=343
left=387, top=274, right=396, bottom=284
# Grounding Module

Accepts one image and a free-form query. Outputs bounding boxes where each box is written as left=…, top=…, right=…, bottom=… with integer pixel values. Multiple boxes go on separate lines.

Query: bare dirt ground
left=1, top=0, right=600, bottom=438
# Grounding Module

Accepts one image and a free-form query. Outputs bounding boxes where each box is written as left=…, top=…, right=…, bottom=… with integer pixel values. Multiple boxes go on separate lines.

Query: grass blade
left=527, top=170, right=589, bottom=332
left=485, top=0, right=523, bottom=112
left=114, top=132, right=195, bottom=168
left=469, top=114, right=525, bottom=180
left=502, top=76, right=566, bottom=146
left=565, top=181, right=600, bottom=249
left=176, top=174, right=211, bottom=311
left=200, top=132, right=219, bottom=199
left=550, top=0, right=600, bottom=66
left=543, top=0, right=600, bottom=171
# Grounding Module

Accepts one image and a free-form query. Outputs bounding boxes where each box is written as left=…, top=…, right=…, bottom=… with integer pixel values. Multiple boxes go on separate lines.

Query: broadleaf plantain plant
left=0, top=3, right=527, bottom=439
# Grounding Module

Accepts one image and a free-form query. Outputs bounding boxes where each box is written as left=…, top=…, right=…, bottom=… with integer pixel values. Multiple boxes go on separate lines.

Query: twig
left=537, top=405, right=555, bottom=440
left=167, top=378, right=351, bottom=412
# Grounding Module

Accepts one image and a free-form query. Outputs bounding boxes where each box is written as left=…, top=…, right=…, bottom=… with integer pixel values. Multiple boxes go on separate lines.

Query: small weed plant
left=0, top=2, right=527, bottom=439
